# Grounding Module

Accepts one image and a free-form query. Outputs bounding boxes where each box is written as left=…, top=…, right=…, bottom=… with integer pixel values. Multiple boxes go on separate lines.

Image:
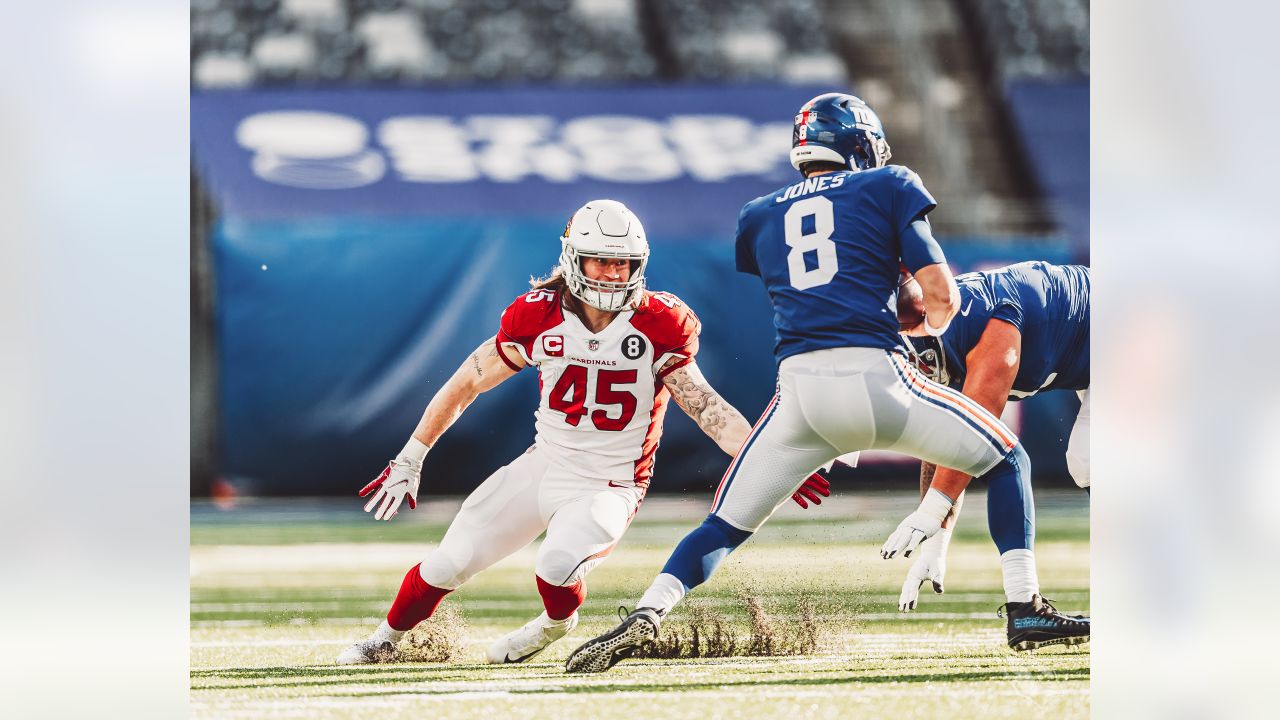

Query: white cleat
left=336, top=637, right=397, bottom=665
left=486, top=611, right=579, bottom=664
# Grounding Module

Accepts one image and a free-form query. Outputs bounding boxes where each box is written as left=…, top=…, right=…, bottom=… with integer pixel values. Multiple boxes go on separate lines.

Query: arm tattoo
left=919, top=461, right=937, bottom=496
left=667, top=368, right=732, bottom=442
left=470, top=352, right=483, bottom=378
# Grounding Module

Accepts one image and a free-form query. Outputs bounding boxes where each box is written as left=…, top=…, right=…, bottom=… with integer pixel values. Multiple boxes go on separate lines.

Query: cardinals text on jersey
left=495, top=289, right=700, bottom=486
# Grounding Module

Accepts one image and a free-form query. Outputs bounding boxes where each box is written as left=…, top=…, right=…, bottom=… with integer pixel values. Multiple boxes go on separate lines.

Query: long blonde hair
left=529, top=265, right=567, bottom=292
left=529, top=264, right=646, bottom=313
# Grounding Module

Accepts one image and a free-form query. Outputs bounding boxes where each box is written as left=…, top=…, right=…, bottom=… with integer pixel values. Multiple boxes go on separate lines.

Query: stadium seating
left=191, top=0, right=1085, bottom=238
left=962, top=0, right=1089, bottom=80
left=191, top=0, right=658, bottom=86
left=191, top=0, right=1086, bottom=86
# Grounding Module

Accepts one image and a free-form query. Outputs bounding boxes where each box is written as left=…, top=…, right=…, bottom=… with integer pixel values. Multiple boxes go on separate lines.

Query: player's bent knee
left=980, top=441, right=1030, bottom=484
left=706, top=513, right=755, bottom=547
left=657, top=513, right=755, bottom=590
left=417, top=547, right=474, bottom=590
left=713, top=506, right=770, bottom=534
left=536, top=548, right=589, bottom=587
left=1010, top=441, right=1030, bottom=471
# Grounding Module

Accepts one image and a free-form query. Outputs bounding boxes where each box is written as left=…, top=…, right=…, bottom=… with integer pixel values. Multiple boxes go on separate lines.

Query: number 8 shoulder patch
left=622, top=334, right=647, bottom=360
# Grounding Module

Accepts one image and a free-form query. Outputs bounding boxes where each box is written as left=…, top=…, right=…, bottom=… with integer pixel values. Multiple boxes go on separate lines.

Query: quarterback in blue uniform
left=896, top=261, right=1090, bottom=611
left=566, top=94, right=1088, bottom=673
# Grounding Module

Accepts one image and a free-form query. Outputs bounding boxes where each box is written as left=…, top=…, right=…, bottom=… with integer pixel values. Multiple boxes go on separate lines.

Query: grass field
left=191, top=489, right=1089, bottom=719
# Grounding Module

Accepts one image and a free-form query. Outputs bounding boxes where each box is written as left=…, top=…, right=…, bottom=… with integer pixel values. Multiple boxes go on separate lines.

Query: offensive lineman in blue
left=565, top=93, right=1088, bottom=673
left=896, top=261, right=1090, bottom=611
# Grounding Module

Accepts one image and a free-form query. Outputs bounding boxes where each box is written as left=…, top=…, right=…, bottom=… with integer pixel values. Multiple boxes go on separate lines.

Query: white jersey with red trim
left=495, top=288, right=700, bottom=486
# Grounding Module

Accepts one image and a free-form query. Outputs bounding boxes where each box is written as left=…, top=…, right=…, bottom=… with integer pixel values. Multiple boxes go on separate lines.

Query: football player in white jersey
left=337, top=199, right=829, bottom=665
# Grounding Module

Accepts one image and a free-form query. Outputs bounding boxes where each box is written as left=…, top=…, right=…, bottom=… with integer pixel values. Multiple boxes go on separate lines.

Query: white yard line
left=192, top=629, right=1011, bottom=650
left=190, top=611, right=1012, bottom=629
left=191, top=591, right=1088, bottom=612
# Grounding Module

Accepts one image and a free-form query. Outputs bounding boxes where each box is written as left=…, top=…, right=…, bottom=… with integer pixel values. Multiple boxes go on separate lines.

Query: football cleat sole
left=1010, top=634, right=1091, bottom=652
left=564, top=613, right=657, bottom=674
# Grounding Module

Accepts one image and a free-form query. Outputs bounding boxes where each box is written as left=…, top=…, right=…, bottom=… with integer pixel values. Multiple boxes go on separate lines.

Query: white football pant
left=711, top=347, right=1018, bottom=531
left=1066, top=389, right=1090, bottom=488
left=417, top=446, right=644, bottom=590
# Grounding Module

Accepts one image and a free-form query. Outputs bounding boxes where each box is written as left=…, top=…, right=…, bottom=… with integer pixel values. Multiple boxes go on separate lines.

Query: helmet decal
left=789, top=92, right=893, bottom=174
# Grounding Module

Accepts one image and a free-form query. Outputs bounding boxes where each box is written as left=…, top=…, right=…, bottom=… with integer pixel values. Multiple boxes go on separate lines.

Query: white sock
left=636, top=573, right=687, bottom=616
left=1000, top=549, right=1041, bottom=603
left=371, top=620, right=405, bottom=644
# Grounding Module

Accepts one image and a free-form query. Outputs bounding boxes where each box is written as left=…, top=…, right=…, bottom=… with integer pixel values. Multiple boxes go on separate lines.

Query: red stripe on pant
left=386, top=563, right=453, bottom=632
left=536, top=575, right=585, bottom=621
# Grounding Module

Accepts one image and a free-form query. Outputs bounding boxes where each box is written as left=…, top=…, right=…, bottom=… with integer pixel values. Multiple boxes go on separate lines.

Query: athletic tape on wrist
left=398, top=437, right=430, bottom=464
left=920, top=488, right=956, bottom=521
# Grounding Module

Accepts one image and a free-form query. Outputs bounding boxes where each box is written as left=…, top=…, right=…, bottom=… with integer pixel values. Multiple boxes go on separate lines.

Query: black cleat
left=999, top=595, right=1090, bottom=651
left=564, top=607, right=660, bottom=674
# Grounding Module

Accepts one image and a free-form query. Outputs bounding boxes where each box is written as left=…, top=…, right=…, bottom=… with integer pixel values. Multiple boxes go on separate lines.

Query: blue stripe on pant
left=886, top=352, right=1012, bottom=458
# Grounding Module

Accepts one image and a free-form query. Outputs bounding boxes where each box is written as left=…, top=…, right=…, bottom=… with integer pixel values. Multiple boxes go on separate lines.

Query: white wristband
left=397, top=437, right=430, bottom=464
left=923, top=314, right=950, bottom=337
left=919, top=488, right=955, bottom=522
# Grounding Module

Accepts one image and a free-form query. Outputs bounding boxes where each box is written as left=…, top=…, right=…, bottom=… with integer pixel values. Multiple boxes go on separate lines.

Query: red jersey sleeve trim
left=497, top=289, right=563, bottom=366
left=494, top=335, right=524, bottom=372
left=656, top=354, right=695, bottom=379
left=633, top=291, right=701, bottom=359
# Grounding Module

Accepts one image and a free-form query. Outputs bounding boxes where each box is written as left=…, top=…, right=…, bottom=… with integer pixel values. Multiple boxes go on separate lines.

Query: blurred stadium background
left=189, top=0, right=1089, bottom=499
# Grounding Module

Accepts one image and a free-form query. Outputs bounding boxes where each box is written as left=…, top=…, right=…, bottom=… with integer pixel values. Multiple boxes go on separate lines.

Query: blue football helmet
left=790, top=93, right=892, bottom=173
left=901, top=335, right=952, bottom=387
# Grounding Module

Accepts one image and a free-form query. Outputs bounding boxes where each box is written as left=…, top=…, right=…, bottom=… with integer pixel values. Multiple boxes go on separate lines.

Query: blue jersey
left=735, top=165, right=943, bottom=363
left=940, top=261, right=1090, bottom=399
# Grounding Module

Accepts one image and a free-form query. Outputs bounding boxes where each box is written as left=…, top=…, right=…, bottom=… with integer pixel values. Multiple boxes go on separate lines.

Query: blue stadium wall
left=1006, top=78, right=1089, bottom=259
left=193, top=85, right=1086, bottom=496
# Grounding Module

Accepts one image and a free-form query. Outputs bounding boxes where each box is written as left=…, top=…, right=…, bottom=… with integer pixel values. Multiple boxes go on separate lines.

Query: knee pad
left=536, top=547, right=595, bottom=587
left=417, top=545, right=474, bottom=590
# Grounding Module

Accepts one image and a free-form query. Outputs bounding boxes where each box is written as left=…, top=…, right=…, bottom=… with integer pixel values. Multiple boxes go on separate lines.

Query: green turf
left=191, top=491, right=1089, bottom=719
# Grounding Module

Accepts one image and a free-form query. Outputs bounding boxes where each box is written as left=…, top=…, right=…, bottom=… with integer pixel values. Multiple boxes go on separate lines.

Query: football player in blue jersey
left=895, top=261, right=1090, bottom=613
left=565, top=94, right=1088, bottom=673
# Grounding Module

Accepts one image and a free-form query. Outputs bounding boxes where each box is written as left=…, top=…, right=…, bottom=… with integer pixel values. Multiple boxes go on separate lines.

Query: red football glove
left=791, top=471, right=831, bottom=509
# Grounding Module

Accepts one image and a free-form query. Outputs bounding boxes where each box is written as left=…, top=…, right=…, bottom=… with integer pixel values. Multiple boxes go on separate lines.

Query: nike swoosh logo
left=959, top=299, right=974, bottom=317
left=504, top=648, right=541, bottom=663
left=608, top=481, right=630, bottom=488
